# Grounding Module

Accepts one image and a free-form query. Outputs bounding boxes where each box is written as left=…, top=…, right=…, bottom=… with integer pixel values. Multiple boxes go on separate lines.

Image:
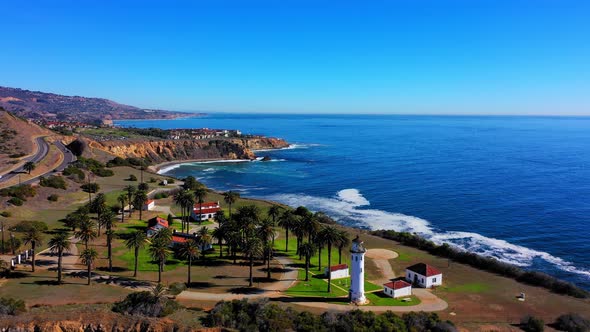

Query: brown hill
left=0, top=86, right=196, bottom=123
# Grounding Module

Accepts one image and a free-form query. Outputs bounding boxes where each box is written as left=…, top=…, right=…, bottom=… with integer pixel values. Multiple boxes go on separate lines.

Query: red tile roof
left=145, top=199, right=154, bottom=205
left=172, top=235, right=188, bottom=243
left=384, top=280, right=411, bottom=290
left=328, top=264, right=348, bottom=272
left=406, top=263, right=442, bottom=277
left=148, top=217, right=168, bottom=229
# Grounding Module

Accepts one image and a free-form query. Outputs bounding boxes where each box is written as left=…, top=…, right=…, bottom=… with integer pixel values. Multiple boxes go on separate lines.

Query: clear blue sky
left=1, top=0, right=589, bottom=115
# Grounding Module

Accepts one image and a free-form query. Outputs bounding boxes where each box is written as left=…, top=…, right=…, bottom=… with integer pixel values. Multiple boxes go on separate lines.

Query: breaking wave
left=266, top=188, right=590, bottom=279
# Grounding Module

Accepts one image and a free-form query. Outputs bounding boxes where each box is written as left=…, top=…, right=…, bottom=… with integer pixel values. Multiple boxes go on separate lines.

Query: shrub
left=112, top=290, right=180, bottom=317
left=39, top=175, right=67, bottom=189
left=0, top=297, right=26, bottom=316
left=167, top=178, right=175, bottom=184
left=62, top=165, right=85, bottom=181
left=10, top=220, right=49, bottom=233
left=154, top=192, right=169, bottom=199
left=128, top=174, right=137, bottom=181
left=168, top=282, right=187, bottom=295
left=555, top=313, right=590, bottom=332
left=92, top=168, right=114, bottom=177
left=138, top=182, right=149, bottom=191
left=521, top=315, right=544, bottom=332
left=81, top=183, right=100, bottom=193
left=0, top=185, right=36, bottom=199
left=47, top=194, right=59, bottom=202
left=0, top=211, right=12, bottom=217
left=149, top=177, right=157, bottom=183
left=8, top=197, right=23, bottom=206
left=8, top=152, right=26, bottom=158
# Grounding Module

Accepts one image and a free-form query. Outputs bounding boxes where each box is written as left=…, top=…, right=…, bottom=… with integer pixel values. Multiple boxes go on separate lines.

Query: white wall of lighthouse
left=349, top=236, right=367, bottom=304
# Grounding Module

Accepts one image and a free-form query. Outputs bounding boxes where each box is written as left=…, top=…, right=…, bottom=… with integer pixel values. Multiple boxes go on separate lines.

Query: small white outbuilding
left=325, top=264, right=349, bottom=279
left=405, top=263, right=443, bottom=288
left=383, top=280, right=412, bottom=298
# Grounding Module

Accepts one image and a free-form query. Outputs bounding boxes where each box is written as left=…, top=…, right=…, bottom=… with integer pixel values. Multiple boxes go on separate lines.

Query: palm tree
left=267, top=205, right=281, bottom=247
left=336, top=229, right=351, bottom=264
left=278, top=210, right=298, bottom=252
left=211, top=225, right=226, bottom=258
left=197, top=226, right=212, bottom=254
left=48, top=232, right=71, bottom=284
left=22, top=228, right=43, bottom=272
left=133, top=190, right=148, bottom=221
left=117, top=193, right=127, bottom=223
left=80, top=248, right=98, bottom=285
left=174, top=189, right=194, bottom=233
left=194, top=186, right=207, bottom=224
left=258, top=218, right=275, bottom=278
left=75, top=218, right=97, bottom=249
left=177, top=239, right=200, bottom=286
left=299, top=242, right=315, bottom=281
left=242, top=236, right=263, bottom=287
left=302, top=214, right=320, bottom=244
left=223, top=191, right=240, bottom=218
left=226, top=230, right=241, bottom=264
left=124, top=185, right=137, bottom=217
left=124, top=230, right=147, bottom=277
left=149, top=238, right=171, bottom=283
left=292, top=220, right=305, bottom=259
left=23, top=161, right=36, bottom=174
left=91, top=193, right=107, bottom=236
left=318, top=226, right=341, bottom=293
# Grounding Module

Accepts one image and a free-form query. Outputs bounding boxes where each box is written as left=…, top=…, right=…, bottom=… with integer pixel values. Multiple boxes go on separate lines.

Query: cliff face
left=91, top=137, right=289, bottom=163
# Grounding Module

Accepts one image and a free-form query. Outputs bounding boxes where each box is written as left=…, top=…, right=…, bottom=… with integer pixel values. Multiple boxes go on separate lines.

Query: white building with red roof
left=405, top=263, right=443, bottom=288
left=324, top=263, right=349, bottom=279
left=147, top=217, right=169, bottom=237
left=142, top=199, right=155, bottom=211
left=191, top=201, right=221, bottom=221
left=383, top=280, right=412, bottom=298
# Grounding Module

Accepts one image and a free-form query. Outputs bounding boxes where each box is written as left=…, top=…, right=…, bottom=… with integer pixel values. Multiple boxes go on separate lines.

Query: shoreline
left=150, top=157, right=253, bottom=174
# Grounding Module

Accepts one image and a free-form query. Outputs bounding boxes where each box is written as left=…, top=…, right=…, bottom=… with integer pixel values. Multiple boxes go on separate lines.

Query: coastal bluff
left=90, top=137, right=289, bottom=163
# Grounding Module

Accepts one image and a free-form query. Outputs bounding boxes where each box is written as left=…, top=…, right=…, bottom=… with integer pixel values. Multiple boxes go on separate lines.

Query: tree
left=197, top=226, right=212, bottom=255
left=23, top=161, right=36, bottom=174
left=133, top=190, right=148, bottom=221
left=278, top=210, right=298, bottom=252
left=223, top=191, right=240, bottom=218
left=258, top=218, right=275, bottom=278
left=212, top=225, right=226, bottom=258
left=98, top=208, right=116, bottom=271
left=91, top=193, right=107, bottom=236
left=125, top=230, right=147, bottom=277
left=80, top=248, right=98, bottom=285
left=177, top=240, right=200, bottom=286
left=124, top=185, right=137, bottom=217
left=242, top=236, right=263, bottom=287
left=75, top=218, right=97, bottom=249
left=138, top=182, right=149, bottom=192
left=174, top=189, right=194, bottom=233
left=318, top=226, right=341, bottom=293
left=267, top=205, right=282, bottom=247
left=149, top=237, right=171, bottom=283
left=194, top=186, right=207, bottom=224
left=48, top=232, right=71, bottom=284
left=336, top=229, right=351, bottom=264
left=183, top=176, right=200, bottom=191
left=117, top=193, right=127, bottom=223
left=301, top=213, right=319, bottom=244
left=22, top=228, right=43, bottom=272
left=299, top=242, right=315, bottom=281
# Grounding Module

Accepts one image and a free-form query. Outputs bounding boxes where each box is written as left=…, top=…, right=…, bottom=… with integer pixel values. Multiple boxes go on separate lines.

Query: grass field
left=365, top=292, right=421, bottom=306
left=285, top=270, right=348, bottom=298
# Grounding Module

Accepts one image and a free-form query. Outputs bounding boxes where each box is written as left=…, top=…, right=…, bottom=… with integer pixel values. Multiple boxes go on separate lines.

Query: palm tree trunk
left=327, top=244, right=332, bottom=293
left=267, top=247, right=271, bottom=279
left=31, top=241, right=36, bottom=272
left=219, top=240, right=223, bottom=258
left=87, top=264, right=91, bottom=285
left=121, top=203, right=125, bottom=223
left=187, top=256, right=192, bottom=286
left=318, top=246, right=322, bottom=272
left=199, top=203, right=202, bottom=225
left=158, top=260, right=162, bottom=283
left=57, top=249, right=63, bottom=284
left=249, top=256, right=254, bottom=287
left=338, top=246, right=343, bottom=264
left=133, top=247, right=139, bottom=277
left=285, top=229, right=289, bottom=252
left=108, top=241, right=112, bottom=272
left=305, top=254, right=310, bottom=281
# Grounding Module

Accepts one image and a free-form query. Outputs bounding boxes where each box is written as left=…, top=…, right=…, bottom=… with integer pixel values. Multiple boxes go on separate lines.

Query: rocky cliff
left=91, top=137, right=289, bottom=163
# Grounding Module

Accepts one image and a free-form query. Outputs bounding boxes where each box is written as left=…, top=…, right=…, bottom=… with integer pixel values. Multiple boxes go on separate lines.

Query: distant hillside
left=0, top=86, right=196, bottom=123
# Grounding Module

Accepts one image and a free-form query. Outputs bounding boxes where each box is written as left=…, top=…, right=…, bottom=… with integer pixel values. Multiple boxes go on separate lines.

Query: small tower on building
left=349, top=235, right=367, bottom=304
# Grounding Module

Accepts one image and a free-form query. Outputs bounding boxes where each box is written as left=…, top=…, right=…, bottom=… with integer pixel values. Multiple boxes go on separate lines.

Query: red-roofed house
left=324, top=264, right=349, bottom=279
left=191, top=201, right=221, bottom=221
left=147, top=217, right=169, bottom=237
left=383, top=280, right=412, bottom=298
left=171, top=231, right=213, bottom=251
left=142, top=199, right=155, bottom=211
left=405, top=263, right=443, bottom=288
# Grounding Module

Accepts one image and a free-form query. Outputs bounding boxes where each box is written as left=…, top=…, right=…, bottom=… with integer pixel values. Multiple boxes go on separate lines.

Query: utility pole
left=0, top=221, right=4, bottom=254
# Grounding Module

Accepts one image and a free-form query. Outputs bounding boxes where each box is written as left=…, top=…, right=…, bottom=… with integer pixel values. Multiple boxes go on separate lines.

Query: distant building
left=147, top=217, right=169, bottom=237
left=143, top=199, right=155, bottom=211
left=325, top=264, right=349, bottom=279
left=383, top=280, right=412, bottom=298
left=405, top=263, right=442, bottom=288
left=191, top=201, right=221, bottom=221
left=171, top=230, right=213, bottom=251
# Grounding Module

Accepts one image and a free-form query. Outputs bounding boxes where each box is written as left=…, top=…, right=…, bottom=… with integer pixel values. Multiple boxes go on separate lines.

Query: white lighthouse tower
left=349, top=235, right=367, bottom=304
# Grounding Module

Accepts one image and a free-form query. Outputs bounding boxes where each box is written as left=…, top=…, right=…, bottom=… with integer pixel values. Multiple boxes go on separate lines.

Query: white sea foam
left=203, top=168, right=215, bottom=172
left=266, top=188, right=590, bottom=279
left=253, top=143, right=321, bottom=152
left=157, top=164, right=182, bottom=174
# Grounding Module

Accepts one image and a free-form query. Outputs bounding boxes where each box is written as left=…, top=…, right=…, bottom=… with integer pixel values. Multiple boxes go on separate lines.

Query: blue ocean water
left=117, top=114, right=590, bottom=289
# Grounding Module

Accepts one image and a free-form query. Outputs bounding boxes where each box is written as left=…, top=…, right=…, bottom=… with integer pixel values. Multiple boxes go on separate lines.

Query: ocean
left=116, top=114, right=590, bottom=289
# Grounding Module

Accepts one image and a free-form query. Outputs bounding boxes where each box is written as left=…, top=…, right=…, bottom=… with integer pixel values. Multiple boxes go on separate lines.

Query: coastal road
left=0, top=137, right=50, bottom=183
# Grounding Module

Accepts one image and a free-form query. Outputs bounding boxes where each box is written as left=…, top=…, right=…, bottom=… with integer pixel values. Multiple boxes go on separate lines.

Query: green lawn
left=273, top=236, right=350, bottom=272
left=365, top=292, right=421, bottom=306
left=114, top=244, right=187, bottom=272
left=285, top=269, right=348, bottom=298
left=442, top=282, right=491, bottom=293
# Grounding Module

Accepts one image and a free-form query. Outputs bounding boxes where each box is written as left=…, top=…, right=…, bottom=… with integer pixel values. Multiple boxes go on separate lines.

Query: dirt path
left=365, top=248, right=399, bottom=285
left=35, top=236, right=81, bottom=271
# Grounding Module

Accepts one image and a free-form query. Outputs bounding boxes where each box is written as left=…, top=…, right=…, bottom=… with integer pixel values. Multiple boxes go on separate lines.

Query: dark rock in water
left=261, top=156, right=272, bottom=161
